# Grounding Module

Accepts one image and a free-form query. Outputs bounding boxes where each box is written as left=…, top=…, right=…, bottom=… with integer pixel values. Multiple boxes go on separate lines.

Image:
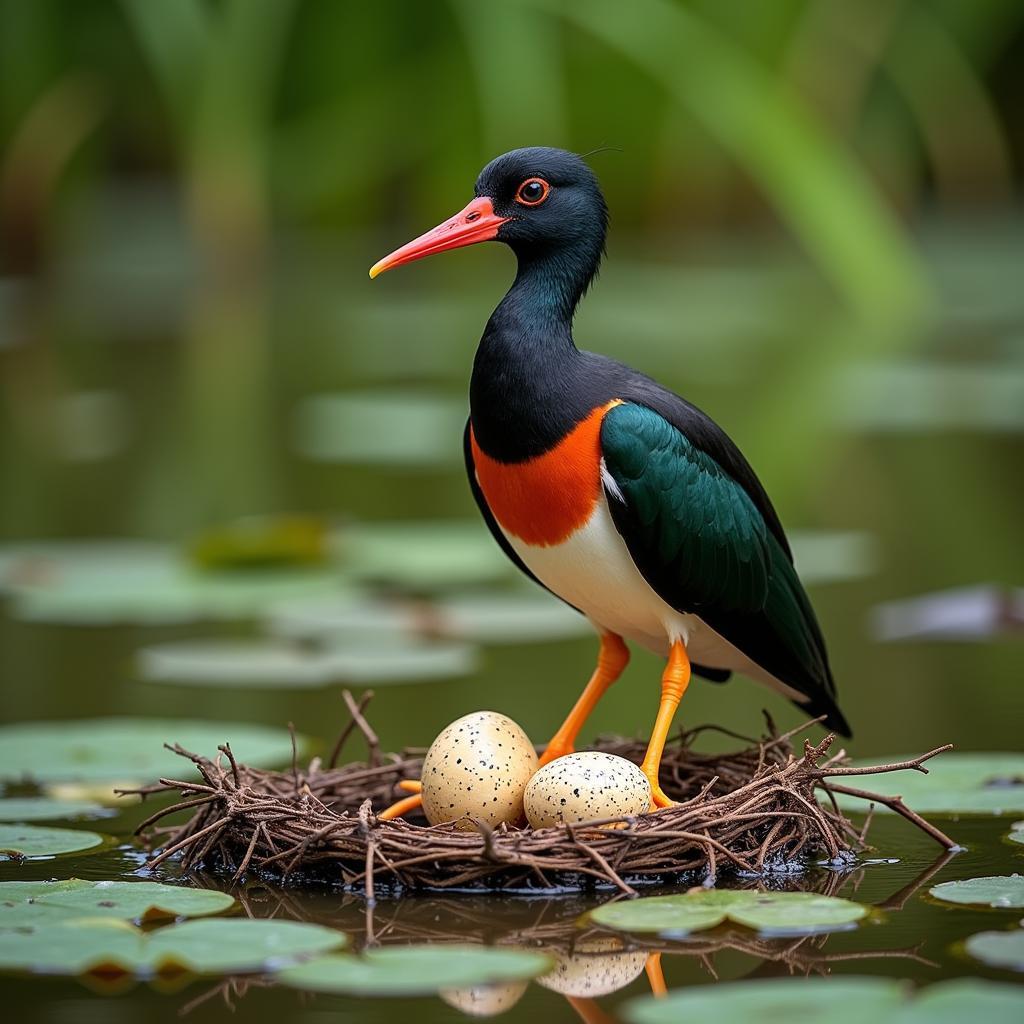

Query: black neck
left=470, top=242, right=606, bottom=461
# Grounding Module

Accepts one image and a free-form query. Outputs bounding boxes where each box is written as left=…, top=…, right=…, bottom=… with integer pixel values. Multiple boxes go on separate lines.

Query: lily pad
left=278, top=945, right=550, bottom=996
left=1, top=540, right=349, bottom=625
left=0, top=718, right=306, bottom=783
left=590, top=889, right=867, bottom=936
left=138, top=636, right=477, bottom=688
left=832, top=753, right=1024, bottom=815
left=341, top=521, right=511, bottom=589
left=623, top=977, right=1024, bottom=1024
left=0, top=824, right=105, bottom=859
left=0, top=917, right=346, bottom=976
left=965, top=930, right=1024, bottom=972
left=930, top=875, right=1024, bottom=909
left=1008, top=829, right=1024, bottom=846
left=0, top=879, right=234, bottom=925
left=0, top=797, right=109, bottom=822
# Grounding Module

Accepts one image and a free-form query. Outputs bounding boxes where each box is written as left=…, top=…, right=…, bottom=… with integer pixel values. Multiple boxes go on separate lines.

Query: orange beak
left=369, top=196, right=509, bottom=278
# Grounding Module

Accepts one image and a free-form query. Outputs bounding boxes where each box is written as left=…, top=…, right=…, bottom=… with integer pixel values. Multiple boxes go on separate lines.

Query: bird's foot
left=644, top=771, right=677, bottom=811
left=378, top=779, right=423, bottom=820
left=538, top=739, right=574, bottom=767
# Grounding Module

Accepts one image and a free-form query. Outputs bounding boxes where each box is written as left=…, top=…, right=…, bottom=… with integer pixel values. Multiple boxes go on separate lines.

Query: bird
left=370, top=147, right=850, bottom=813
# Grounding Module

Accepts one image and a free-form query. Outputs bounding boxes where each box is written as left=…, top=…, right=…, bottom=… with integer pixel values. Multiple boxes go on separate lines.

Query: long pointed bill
left=369, top=196, right=508, bottom=278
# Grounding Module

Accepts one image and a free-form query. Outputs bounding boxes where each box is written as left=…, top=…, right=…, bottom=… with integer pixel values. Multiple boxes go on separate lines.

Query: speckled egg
left=523, top=751, right=651, bottom=829
left=536, top=937, right=647, bottom=997
left=420, top=711, right=539, bottom=829
left=439, top=981, right=528, bottom=1016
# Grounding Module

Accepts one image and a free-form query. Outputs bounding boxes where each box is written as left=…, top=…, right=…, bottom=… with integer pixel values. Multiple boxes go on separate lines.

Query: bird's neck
left=470, top=246, right=607, bottom=462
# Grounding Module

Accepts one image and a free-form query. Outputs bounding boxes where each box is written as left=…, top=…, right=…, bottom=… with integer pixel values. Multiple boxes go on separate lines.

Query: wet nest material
left=130, top=692, right=956, bottom=895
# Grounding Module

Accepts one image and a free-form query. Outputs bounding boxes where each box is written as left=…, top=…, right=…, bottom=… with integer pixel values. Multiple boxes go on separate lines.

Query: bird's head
left=369, top=147, right=608, bottom=282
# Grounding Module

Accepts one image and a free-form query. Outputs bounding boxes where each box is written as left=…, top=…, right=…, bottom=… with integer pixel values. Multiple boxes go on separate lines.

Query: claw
left=646, top=773, right=677, bottom=811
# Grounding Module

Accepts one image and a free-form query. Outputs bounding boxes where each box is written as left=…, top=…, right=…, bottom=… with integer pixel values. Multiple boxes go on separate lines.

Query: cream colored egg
left=421, top=711, right=538, bottom=829
left=536, top=937, right=647, bottom=997
left=523, top=751, right=651, bottom=829
left=439, top=981, right=528, bottom=1016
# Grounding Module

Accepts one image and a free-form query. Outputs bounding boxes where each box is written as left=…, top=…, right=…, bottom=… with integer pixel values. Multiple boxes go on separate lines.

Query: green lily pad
left=623, top=978, right=1024, bottom=1024
left=1008, top=830, right=1024, bottom=845
left=138, top=636, right=477, bottom=688
left=832, top=753, right=1024, bottom=816
left=590, top=889, right=867, bottom=936
left=0, top=797, right=108, bottom=822
left=341, top=521, right=511, bottom=589
left=0, top=824, right=105, bottom=859
left=965, top=931, right=1024, bottom=972
left=1, top=540, right=349, bottom=625
left=930, top=875, right=1024, bottom=909
left=0, top=879, right=234, bottom=925
left=0, top=717, right=307, bottom=783
left=0, top=916, right=346, bottom=976
left=278, top=945, right=550, bottom=996
left=625, top=977, right=902, bottom=1024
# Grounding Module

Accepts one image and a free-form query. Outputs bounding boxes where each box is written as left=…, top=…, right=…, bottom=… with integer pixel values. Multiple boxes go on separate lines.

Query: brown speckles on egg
left=523, top=752, right=651, bottom=829
left=420, top=711, right=538, bottom=829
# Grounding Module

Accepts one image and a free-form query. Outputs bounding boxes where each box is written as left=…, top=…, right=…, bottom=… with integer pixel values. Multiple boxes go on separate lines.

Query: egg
left=439, top=981, right=528, bottom=1016
left=523, top=751, right=651, bottom=829
left=420, top=711, right=538, bottom=829
left=536, top=937, right=647, bottom=997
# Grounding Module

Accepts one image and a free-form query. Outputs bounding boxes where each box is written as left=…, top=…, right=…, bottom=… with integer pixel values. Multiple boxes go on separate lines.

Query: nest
left=131, top=692, right=955, bottom=895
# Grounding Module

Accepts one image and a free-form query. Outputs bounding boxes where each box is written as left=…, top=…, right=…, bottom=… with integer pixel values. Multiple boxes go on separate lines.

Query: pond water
left=1, top=214, right=1022, bottom=1019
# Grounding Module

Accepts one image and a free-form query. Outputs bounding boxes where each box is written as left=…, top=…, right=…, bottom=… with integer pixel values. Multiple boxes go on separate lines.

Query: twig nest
left=524, top=751, right=651, bottom=829
left=536, top=937, right=648, bottom=996
left=421, top=711, right=538, bottom=829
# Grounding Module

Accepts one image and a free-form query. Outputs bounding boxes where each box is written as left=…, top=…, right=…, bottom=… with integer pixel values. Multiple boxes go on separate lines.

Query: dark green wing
left=464, top=417, right=732, bottom=686
left=600, top=403, right=849, bottom=734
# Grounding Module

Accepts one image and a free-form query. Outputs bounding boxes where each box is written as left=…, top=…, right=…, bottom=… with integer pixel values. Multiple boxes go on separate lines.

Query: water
left=1, top=215, right=1023, bottom=1018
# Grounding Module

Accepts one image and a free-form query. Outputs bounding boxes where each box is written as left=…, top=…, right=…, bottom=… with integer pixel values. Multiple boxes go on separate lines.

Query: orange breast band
left=470, top=400, right=622, bottom=547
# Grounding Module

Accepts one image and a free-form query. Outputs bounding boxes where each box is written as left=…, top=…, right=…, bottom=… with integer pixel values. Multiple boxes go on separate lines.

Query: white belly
left=501, top=491, right=806, bottom=701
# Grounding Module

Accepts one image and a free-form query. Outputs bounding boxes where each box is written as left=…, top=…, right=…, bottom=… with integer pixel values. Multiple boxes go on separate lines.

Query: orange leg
left=645, top=952, right=667, bottom=997
left=539, top=633, right=630, bottom=767
left=640, top=639, right=691, bottom=809
left=378, top=779, right=423, bottom=820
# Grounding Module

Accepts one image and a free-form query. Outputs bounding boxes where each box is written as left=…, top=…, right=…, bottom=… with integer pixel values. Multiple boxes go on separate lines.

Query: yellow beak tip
left=368, top=262, right=386, bottom=279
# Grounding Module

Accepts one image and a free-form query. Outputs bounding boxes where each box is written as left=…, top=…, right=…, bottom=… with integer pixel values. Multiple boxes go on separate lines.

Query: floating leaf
left=0, top=797, right=109, bottom=822
left=0, top=718, right=306, bottom=783
left=0, top=540, right=349, bottom=625
left=0, top=824, right=105, bottom=859
left=0, top=879, right=234, bottom=925
left=268, top=590, right=589, bottom=644
left=279, top=945, right=550, bottom=996
left=832, top=752, right=1024, bottom=815
left=930, top=875, right=1024, bottom=909
left=138, top=636, right=477, bottom=688
left=1008, top=827, right=1024, bottom=846
left=0, top=917, right=346, bottom=976
left=965, top=931, right=1024, bottom=972
left=624, top=977, right=1024, bottom=1024
left=341, top=521, right=511, bottom=588
left=590, top=889, right=866, bottom=936
left=436, top=592, right=591, bottom=643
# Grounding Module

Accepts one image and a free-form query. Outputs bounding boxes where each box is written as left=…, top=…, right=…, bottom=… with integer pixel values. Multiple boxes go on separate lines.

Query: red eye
left=515, top=177, right=550, bottom=206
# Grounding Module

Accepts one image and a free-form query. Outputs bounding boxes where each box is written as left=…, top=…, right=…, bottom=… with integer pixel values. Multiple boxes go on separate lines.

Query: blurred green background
left=1, top=0, right=1022, bottom=758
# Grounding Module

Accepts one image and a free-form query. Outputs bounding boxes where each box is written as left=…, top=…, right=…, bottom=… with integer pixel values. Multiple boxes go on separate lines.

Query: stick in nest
left=126, top=691, right=957, bottom=894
